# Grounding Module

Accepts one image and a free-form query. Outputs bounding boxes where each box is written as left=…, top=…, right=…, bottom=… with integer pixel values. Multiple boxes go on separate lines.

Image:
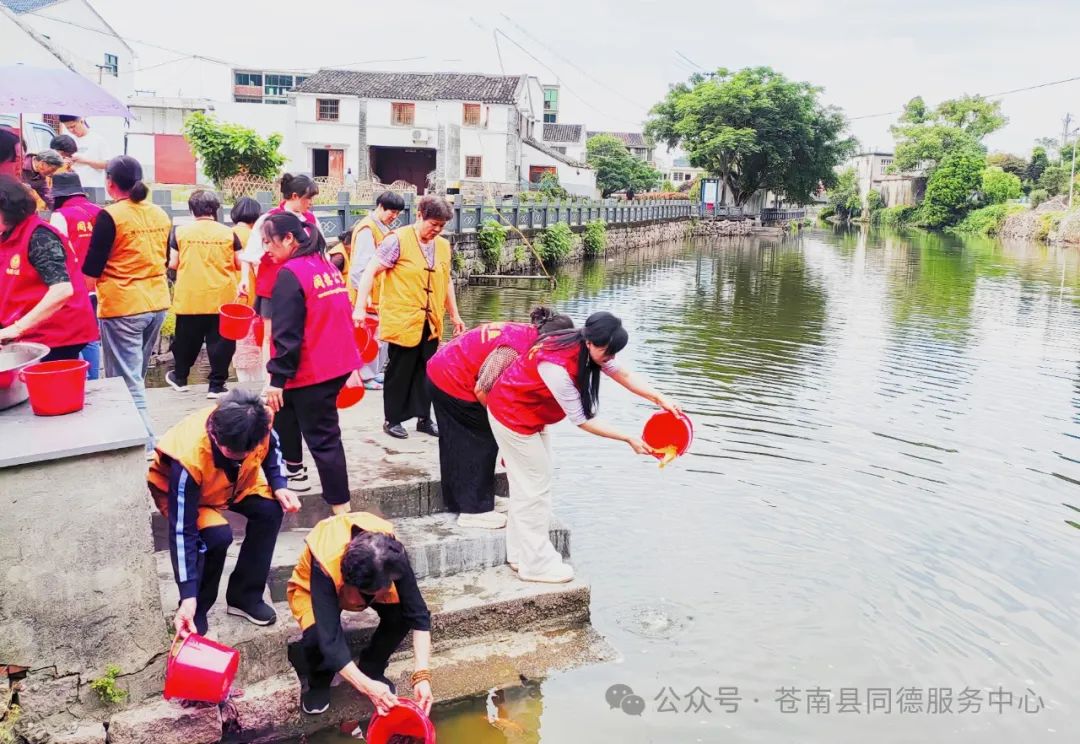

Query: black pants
left=42, top=343, right=87, bottom=362
left=384, top=322, right=439, bottom=425
left=274, top=374, right=350, bottom=506
left=428, top=379, right=498, bottom=514
left=288, top=603, right=409, bottom=691
left=196, top=494, right=284, bottom=631
left=172, top=313, right=236, bottom=388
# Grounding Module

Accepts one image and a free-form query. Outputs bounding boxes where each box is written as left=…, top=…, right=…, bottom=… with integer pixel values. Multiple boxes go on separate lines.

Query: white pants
left=488, top=412, right=564, bottom=576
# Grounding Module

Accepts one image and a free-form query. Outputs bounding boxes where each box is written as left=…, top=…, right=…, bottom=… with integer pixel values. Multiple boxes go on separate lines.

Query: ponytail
left=129, top=181, right=149, bottom=203
left=530, top=305, right=574, bottom=337
left=280, top=172, right=318, bottom=200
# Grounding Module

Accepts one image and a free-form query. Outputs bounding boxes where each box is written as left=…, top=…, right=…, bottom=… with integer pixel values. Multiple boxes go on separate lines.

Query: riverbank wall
left=1000, top=196, right=1080, bottom=245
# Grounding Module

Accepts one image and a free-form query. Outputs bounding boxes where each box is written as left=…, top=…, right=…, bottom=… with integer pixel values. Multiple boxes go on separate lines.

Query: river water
left=288, top=227, right=1080, bottom=743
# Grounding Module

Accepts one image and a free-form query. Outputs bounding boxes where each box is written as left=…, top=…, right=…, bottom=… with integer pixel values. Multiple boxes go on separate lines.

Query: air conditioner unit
left=412, top=129, right=429, bottom=143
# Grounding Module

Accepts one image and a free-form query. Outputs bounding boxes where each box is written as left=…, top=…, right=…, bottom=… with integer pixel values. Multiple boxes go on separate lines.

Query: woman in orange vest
left=352, top=195, right=465, bottom=440
left=82, top=156, right=171, bottom=449
left=230, top=197, right=264, bottom=384
left=148, top=389, right=300, bottom=637
left=286, top=512, right=432, bottom=717
left=0, top=176, right=98, bottom=358
left=165, top=190, right=242, bottom=398
left=487, top=312, right=680, bottom=584
left=262, top=213, right=361, bottom=512
left=350, top=191, right=404, bottom=389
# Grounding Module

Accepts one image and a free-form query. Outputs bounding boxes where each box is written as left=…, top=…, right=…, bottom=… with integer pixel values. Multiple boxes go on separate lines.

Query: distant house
left=542, top=123, right=587, bottom=162
left=292, top=70, right=596, bottom=198
left=663, top=157, right=704, bottom=187
left=842, top=151, right=925, bottom=208
left=588, top=131, right=655, bottom=165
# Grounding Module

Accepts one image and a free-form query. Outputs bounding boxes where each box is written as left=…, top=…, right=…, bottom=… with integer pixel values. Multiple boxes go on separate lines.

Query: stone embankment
left=999, top=195, right=1080, bottom=245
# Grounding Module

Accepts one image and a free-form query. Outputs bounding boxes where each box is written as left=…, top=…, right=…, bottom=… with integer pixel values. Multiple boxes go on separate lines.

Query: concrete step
left=149, top=473, right=509, bottom=550
left=156, top=512, right=570, bottom=607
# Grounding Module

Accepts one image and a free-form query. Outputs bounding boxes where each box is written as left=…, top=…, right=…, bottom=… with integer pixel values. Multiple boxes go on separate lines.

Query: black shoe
left=301, top=686, right=330, bottom=715
left=165, top=370, right=189, bottom=392
left=226, top=601, right=278, bottom=626
left=286, top=464, right=312, bottom=492
left=384, top=421, right=408, bottom=439
left=206, top=384, right=229, bottom=399
left=416, top=418, right=439, bottom=437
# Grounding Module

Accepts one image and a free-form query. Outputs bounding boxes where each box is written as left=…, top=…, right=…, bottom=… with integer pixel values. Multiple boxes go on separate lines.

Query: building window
left=463, top=103, right=481, bottom=127
left=543, top=113, right=556, bottom=123
left=465, top=156, right=482, bottom=179
left=234, top=71, right=263, bottom=87
left=553, top=146, right=567, bottom=154
left=392, top=102, right=415, bottom=126
left=264, top=74, right=294, bottom=98
left=317, top=99, right=339, bottom=122
left=543, top=87, right=558, bottom=111
left=103, top=53, right=118, bottom=77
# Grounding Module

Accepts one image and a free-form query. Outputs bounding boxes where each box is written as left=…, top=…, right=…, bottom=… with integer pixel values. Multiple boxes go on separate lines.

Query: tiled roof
left=296, top=70, right=524, bottom=104
left=523, top=137, right=588, bottom=168
left=0, top=0, right=60, bottom=13
left=588, top=131, right=650, bottom=148
left=542, top=123, right=583, bottom=143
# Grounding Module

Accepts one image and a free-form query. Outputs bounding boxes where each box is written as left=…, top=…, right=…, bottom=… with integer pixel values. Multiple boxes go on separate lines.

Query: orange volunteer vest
left=378, top=226, right=451, bottom=347
left=352, top=215, right=391, bottom=309
left=96, top=199, right=171, bottom=318
left=172, top=219, right=239, bottom=315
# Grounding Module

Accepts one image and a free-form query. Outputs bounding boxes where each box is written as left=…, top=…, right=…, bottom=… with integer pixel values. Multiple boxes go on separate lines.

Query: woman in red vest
left=0, top=176, right=98, bottom=359
left=48, top=173, right=103, bottom=378
left=426, top=307, right=573, bottom=530
left=486, top=312, right=680, bottom=584
left=261, top=212, right=360, bottom=515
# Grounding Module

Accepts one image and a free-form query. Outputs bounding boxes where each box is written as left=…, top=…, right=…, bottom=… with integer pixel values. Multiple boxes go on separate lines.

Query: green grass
left=948, top=203, right=1026, bottom=237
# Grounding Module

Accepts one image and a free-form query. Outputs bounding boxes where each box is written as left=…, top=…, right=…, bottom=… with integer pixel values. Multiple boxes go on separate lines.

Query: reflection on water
left=288, top=227, right=1080, bottom=743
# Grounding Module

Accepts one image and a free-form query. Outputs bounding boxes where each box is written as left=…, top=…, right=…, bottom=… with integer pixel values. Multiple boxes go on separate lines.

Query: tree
left=890, top=95, right=1005, bottom=175
left=827, top=167, right=861, bottom=220
left=586, top=134, right=661, bottom=197
left=660, top=179, right=676, bottom=192
left=182, top=111, right=286, bottom=187
left=1026, top=146, right=1050, bottom=185
left=645, top=66, right=854, bottom=206
left=980, top=166, right=1022, bottom=204
left=1037, top=163, right=1069, bottom=196
left=986, top=152, right=1027, bottom=180
left=917, top=144, right=985, bottom=227
left=537, top=171, right=569, bottom=199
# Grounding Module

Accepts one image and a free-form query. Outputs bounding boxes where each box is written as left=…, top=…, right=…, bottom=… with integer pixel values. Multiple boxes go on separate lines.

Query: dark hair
left=336, top=229, right=352, bottom=247
left=58, top=115, right=81, bottom=124
left=105, top=156, right=149, bottom=203
left=49, top=134, right=78, bottom=156
left=341, top=531, right=412, bottom=592
left=417, top=194, right=453, bottom=221
left=261, top=212, right=325, bottom=259
left=207, top=389, right=271, bottom=453
left=230, top=196, right=261, bottom=226
left=280, top=173, right=318, bottom=201
left=540, top=311, right=628, bottom=419
left=0, top=128, right=19, bottom=164
left=535, top=310, right=574, bottom=336
left=0, top=176, right=36, bottom=228
left=187, top=189, right=221, bottom=218
left=375, top=191, right=405, bottom=211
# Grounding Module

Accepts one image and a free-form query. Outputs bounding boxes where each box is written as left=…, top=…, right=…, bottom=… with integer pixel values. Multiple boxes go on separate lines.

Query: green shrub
left=538, top=222, right=574, bottom=264
left=1030, top=188, right=1050, bottom=208
left=1035, top=211, right=1064, bottom=241
left=582, top=220, right=607, bottom=257
left=0, top=704, right=20, bottom=744
left=949, top=203, right=1024, bottom=236
left=452, top=250, right=466, bottom=273
left=513, top=244, right=527, bottom=265
left=90, top=665, right=127, bottom=705
left=875, top=205, right=917, bottom=228
left=981, top=166, right=1022, bottom=205
left=866, top=189, right=884, bottom=212
left=476, top=219, right=506, bottom=272
left=818, top=204, right=836, bottom=220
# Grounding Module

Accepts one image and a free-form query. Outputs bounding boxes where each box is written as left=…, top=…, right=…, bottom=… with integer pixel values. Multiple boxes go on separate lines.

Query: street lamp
left=1069, top=125, right=1080, bottom=209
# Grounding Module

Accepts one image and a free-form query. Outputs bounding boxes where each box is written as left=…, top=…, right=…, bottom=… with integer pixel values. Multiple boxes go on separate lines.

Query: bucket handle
left=167, top=633, right=189, bottom=671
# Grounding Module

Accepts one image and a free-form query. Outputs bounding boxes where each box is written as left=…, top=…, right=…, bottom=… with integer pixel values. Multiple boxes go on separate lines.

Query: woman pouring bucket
left=487, top=311, right=682, bottom=584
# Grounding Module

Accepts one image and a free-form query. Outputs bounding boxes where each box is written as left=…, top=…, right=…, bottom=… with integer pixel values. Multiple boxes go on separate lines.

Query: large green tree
left=585, top=134, right=660, bottom=197
left=918, top=144, right=985, bottom=227
left=827, top=167, right=861, bottom=219
left=980, top=166, right=1022, bottom=204
left=1026, top=146, right=1050, bottom=184
left=890, top=95, right=1005, bottom=174
left=986, top=152, right=1027, bottom=180
left=645, top=66, right=854, bottom=206
left=183, top=112, right=286, bottom=187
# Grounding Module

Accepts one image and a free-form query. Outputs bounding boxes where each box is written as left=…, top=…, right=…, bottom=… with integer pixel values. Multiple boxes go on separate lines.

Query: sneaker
left=457, top=511, right=507, bottom=530
left=363, top=379, right=384, bottom=390
left=286, top=464, right=312, bottom=492
left=226, top=601, right=278, bottom=626
left=165, top=370, right=189, bottom=392
left=384, top=422, right=408, bottom=439
left=374, top=374, right=385, bottom=384
left=494, top=496, right=510, bottom=514
left=301, top=686, right=330, bottom=715
left=206, top=384, right=229, bottom=399
left=517, top=563, right=574, bottom=584
left=416, top=418, right=439, bottom=437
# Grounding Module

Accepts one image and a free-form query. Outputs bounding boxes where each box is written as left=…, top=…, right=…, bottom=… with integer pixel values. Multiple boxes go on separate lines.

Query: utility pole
left=1069, top=122, right=1079, bottom=208
left=1062, top=113, right=1073, bottom=164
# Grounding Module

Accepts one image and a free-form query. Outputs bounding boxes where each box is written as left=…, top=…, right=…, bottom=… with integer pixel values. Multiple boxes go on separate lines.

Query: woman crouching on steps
left=262, top=212, right=360, bottom=516
left=486, top=311, right=681, bottom=584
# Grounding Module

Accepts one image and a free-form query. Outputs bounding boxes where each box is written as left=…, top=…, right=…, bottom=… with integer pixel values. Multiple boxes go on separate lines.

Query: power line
left=674, top=51, right=704, bottom=71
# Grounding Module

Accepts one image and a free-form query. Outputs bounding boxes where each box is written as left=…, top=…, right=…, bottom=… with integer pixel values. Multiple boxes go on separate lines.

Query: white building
left=0, top=0, right=132, bottom=158
left=587, top=131, right=655, bottom=165
left=542, top=123, right=587, bottom=163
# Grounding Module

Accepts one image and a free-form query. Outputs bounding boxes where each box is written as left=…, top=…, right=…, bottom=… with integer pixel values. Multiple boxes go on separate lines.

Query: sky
left=94, top=0, right=1080, bottom=158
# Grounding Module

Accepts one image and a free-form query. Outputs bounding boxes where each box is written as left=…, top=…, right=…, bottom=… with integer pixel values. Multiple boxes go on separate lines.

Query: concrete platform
left=155, top=513, right=571, bottom=604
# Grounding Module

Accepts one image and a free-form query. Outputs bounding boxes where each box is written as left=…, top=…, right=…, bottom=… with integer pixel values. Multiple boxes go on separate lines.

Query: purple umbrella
left=0, top=65, right=132, bottom=119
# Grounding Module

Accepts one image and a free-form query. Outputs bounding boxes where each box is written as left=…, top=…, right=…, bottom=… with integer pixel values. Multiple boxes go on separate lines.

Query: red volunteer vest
left=428, top=321, right=538, bottom=403
left=55, top=196, right=102, bottom=263
left=256, top=205, right=319, bottom=299
left=278, top=252, right=361, bottom=389
left=0, top=216, right=99, bottom=348
left=487, top=340, right=581, bottom=435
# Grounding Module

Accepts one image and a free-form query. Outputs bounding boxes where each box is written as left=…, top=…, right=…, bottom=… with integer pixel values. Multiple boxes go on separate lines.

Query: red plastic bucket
left=22, top=359, right=89, bottom=416
left=361, top=335, right=379, bottom=364
left=219, top=303, right=256, bottom=341
left=366, top=698, right=436, bottom=744
left=354, top=325, right=370, bottom=353
left=337, top=384, right=366, bottom=409
left=162, top=633, right=239, bottom=704
left=642, top=411, right=694, bottom=459
left=364, top=315, right=379, bottom=333
left=253, top=317, right=265, bottom=347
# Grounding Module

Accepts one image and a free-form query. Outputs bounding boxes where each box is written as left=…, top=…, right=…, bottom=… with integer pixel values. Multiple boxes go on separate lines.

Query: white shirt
left=538, top=358, right=622, bottom=425
left=348, top=217, right=393, bottom=287
left=71, top=130, right=108, bottom=188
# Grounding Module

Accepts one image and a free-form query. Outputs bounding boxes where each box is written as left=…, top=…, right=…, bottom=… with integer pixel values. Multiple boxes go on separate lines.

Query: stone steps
left=155, top=512, right=569, bottom=607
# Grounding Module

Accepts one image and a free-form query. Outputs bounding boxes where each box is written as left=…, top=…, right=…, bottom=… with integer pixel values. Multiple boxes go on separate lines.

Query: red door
left=154, top=134, right=197, bottom=184
left=529, top=165, right=556, bottom=183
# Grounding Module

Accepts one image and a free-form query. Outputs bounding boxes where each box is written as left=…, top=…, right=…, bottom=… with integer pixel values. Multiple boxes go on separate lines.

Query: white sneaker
left=494, top=496, right=510, bottom=514
left=286, top=464, right=312, bottom=492
left=457, top=511, right=507, bottom=530
left=517, top=563, right=574, bottom=584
